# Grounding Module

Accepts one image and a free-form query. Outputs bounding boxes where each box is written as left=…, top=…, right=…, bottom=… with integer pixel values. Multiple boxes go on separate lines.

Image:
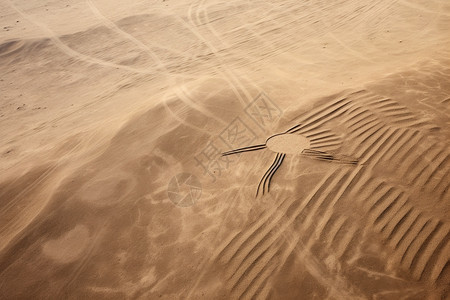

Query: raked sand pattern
left=209, top=81, right=450, bottom=299
left=0, top=0, right=449, bottom=299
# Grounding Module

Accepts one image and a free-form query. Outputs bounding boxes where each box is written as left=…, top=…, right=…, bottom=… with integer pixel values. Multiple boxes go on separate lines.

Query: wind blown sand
left=0, top=0, right=449, bottom=299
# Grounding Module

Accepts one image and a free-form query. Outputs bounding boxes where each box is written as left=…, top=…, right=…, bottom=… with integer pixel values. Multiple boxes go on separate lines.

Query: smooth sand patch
left=42, top=225, right=90, bottom=264
left=266, top=133, right=310, bottom=154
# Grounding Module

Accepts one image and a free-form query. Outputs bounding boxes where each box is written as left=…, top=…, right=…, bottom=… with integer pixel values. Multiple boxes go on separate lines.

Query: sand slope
left=0, top=0, right=449, bottom=299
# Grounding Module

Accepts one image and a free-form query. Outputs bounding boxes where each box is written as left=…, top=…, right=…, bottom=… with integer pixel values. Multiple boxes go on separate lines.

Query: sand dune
left=0, top=0, right=449, bottom=299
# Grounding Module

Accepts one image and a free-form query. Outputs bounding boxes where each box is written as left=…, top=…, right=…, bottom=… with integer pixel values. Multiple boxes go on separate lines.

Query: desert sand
left=0, top=0, right=449, bottom=299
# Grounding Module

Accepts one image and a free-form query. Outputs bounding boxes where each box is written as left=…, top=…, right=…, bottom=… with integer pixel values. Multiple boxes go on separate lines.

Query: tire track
left=5, top=0, right=166, bottom=75
left=86, top=0, right=167, bottom=69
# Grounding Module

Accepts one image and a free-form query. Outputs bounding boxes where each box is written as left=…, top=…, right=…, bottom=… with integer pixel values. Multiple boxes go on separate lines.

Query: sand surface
left=1, top=0, right=449, bottom=298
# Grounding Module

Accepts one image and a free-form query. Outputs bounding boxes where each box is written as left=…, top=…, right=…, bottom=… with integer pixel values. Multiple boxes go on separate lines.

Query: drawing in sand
left=222, top=122, right=358, bottom=196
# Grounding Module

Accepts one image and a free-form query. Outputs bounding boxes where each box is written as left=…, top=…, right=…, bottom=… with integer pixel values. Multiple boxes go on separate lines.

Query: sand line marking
left=222, top=125, right=359, bottom=196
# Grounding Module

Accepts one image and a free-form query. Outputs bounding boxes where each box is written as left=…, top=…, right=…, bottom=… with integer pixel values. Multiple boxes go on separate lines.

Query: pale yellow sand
left=0, top=0, right=449, bottom=298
